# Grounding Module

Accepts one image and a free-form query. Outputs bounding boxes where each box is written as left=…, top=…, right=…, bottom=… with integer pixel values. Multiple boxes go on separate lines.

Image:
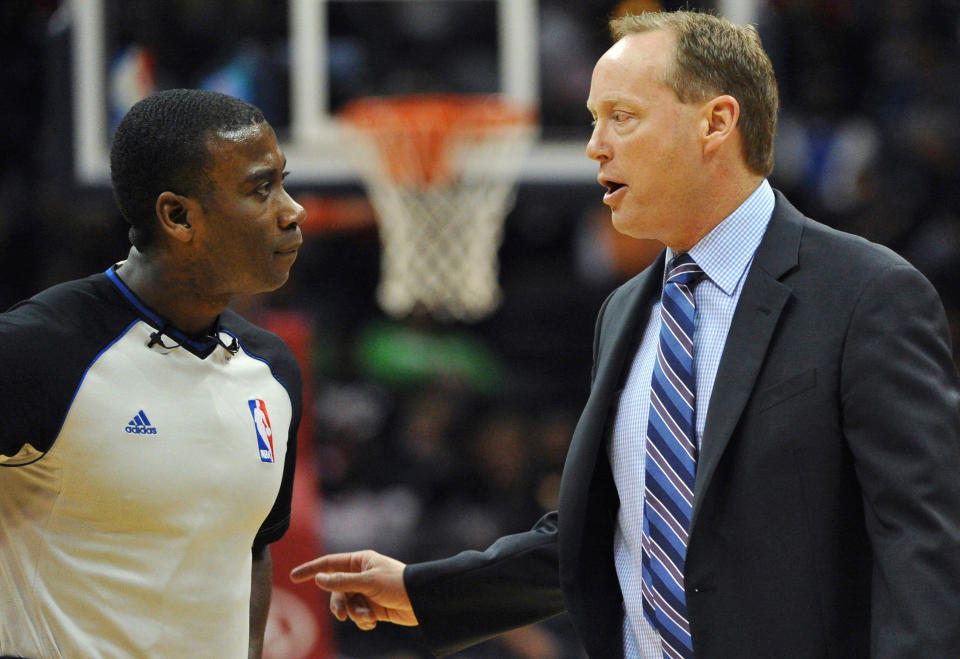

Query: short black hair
left=109, top=89, right=266, bottom=250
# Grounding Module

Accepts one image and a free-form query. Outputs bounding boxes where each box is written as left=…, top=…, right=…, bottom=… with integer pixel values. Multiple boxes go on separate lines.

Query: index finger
left=290, top=553, right=360, bottom=583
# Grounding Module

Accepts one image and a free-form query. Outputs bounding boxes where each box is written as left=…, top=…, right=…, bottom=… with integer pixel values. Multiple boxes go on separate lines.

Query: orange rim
left=339, top=94, right=535, bottom=186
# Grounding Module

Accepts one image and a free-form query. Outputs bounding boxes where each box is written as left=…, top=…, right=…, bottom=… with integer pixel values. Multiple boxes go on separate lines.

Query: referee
left=0, top=90, right=306, bottom=658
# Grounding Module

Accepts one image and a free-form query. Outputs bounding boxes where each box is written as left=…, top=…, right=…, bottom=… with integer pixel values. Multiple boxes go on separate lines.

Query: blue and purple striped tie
left=641, top=253, right=704, bottom=659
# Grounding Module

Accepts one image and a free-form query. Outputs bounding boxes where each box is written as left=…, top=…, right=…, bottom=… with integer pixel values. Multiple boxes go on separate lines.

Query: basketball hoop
left=338, top=94, right=536, bottom=322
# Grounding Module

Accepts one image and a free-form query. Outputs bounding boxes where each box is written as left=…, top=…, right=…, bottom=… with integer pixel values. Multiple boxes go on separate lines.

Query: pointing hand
left=290, top=550, right=418, bottom=630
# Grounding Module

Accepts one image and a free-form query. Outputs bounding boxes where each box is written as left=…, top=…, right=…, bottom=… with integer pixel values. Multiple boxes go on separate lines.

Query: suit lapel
left=560, top=253, right=664, bottom=561
left=690, top=192, right=804, bottom=531
left=592, top=257, right=665, bottom=402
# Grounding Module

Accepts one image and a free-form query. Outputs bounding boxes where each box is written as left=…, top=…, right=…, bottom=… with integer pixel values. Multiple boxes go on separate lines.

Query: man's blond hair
left=611, top=10, right=779, bottom=176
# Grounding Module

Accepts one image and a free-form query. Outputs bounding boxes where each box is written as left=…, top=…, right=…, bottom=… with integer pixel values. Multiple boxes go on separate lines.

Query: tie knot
left=666, top=253, right=704, bottom=287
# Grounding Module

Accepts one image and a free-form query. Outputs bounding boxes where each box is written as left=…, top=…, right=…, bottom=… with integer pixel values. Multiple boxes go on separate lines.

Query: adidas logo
left=125, top=410, right=158, bottom=435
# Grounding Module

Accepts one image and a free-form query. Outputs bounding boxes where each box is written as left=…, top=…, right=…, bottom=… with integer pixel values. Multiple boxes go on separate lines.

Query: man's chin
left=264, top=273, right=291, bottom=292
left=244, top=272, right=291, bottom=297
left=610, top=212, right=645, bottom=240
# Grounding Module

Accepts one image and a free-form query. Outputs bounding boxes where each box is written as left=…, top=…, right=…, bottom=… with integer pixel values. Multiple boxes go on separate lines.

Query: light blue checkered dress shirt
left=608, top=180, right=775, bottom=657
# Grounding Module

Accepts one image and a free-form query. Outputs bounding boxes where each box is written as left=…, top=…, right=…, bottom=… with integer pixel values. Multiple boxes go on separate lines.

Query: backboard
left=71, top=0, right=596, bottom=187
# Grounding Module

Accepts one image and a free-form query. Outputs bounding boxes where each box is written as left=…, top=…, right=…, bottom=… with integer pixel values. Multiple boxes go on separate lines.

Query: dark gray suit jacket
left=405, top=191, right=960, bottom=658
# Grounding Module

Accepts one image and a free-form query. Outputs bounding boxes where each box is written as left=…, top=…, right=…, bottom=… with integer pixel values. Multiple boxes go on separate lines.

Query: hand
left=290, top=550, right=419, bottom=630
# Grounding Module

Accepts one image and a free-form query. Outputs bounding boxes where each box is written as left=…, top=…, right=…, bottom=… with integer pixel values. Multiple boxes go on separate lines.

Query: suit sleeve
left=404, top=512, right=565, bottom=657
left=841, top=263, right=960, bottom=655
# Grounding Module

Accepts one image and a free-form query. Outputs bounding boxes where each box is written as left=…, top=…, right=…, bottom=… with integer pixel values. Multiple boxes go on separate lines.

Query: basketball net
left=339, top=94, right=536, bottom=322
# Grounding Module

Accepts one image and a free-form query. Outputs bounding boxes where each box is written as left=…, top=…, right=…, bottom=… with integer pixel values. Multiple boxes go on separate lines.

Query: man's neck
left=116, top=248, right=227, bottom=336
left=670, top=174, right=766, bottom=252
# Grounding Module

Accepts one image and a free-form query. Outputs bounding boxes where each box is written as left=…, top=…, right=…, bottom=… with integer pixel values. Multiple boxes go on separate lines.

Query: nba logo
left=248, top=399, right=275, bottom=463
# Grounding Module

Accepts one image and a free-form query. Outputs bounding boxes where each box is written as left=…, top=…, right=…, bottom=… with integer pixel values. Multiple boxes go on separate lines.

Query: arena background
left=2, top=1, right=959, bottom=657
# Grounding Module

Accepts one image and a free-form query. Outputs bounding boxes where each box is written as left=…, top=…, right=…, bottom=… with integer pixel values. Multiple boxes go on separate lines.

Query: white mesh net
left=339, top=95, right=535, bottom=322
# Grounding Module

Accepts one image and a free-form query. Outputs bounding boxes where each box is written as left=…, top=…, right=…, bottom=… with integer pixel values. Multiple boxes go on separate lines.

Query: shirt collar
left=105, top=262, right=225, bottom=355
left=666, top=179, right=775, bottom=296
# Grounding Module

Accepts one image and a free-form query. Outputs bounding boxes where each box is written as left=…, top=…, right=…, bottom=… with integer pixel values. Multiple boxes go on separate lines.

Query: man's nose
left=586, top=125, right=610, bottom=162
left=279, top=189, right=307, bottom=227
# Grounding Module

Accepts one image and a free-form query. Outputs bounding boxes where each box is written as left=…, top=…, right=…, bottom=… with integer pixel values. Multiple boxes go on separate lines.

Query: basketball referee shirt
left=0, top=265, right=300, bottom=658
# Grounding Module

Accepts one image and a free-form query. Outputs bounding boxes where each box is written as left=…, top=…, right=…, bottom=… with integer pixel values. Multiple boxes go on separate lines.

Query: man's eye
left=257, top=182, right=272, bottom=198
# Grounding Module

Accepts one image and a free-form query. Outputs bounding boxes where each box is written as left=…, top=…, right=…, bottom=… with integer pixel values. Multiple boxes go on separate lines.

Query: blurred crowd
left=2, top=0, right=959, bottom=656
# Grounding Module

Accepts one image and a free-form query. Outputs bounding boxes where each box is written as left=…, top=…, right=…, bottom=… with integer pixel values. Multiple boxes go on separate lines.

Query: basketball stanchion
left=338, top=94, right=536, bottom=322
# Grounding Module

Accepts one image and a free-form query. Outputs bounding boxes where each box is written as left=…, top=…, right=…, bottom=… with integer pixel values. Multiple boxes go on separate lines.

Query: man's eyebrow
left=586, top=96, right=618, bottom=113
left=244, top=160, right=287, bottom=183
left=596, top=95, right=630, bottom=106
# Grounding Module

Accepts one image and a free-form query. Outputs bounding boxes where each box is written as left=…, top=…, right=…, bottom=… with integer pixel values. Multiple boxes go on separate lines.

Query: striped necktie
left=641, top=253, right=704, bottom=658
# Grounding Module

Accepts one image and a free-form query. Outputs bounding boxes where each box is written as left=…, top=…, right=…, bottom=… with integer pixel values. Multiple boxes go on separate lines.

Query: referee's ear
left=155, top=191, right=195, bottom=243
